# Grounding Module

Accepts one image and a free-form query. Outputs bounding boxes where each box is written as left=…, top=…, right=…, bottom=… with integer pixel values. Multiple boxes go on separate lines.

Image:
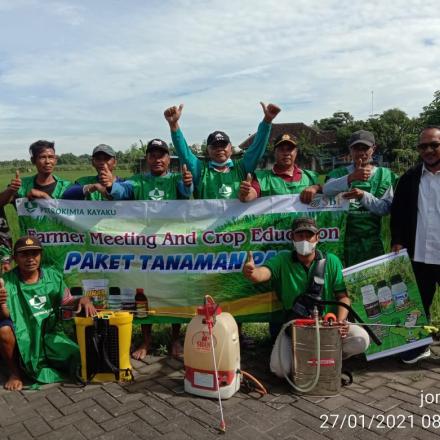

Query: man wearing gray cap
left=323, top=130, right=397, bottom=266
left=62, top=144, right=122, bottom=200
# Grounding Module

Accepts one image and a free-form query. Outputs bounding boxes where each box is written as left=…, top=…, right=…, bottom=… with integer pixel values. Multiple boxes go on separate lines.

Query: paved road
left=1, top=346, right=440, bottom=439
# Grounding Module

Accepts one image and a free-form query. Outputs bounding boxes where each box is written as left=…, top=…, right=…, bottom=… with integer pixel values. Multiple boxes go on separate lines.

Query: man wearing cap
left=0, top=140, right=71, bottom=208
left=0, top=236, right=95, bottom=390
left=62, top=144, right=123, bottom=200
left=163, top=102, right=281, bottom=199
left=238, top=133, right=321, bottom=203
left=243, top=217, right=369, bottom=372
left=104, top=138, right=192, bottom=201
left=323, top=130, right=397, bottom=266
left=101, top=138, right=192, bottom=359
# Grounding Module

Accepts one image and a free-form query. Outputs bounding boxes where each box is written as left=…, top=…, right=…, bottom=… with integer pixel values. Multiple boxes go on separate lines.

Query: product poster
left=17, top=194, right=348, bottom=323
left=342, top=250, right=432, bottom=360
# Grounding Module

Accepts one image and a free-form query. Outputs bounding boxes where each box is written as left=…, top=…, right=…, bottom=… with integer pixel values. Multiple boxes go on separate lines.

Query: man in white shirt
left=391, top=125, right=440, bottom=363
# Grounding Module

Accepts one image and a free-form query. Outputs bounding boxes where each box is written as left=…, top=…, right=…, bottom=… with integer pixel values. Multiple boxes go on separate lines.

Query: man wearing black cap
left=323, top=130, right=397, bottom=266
left=163, top=102, right=280, bottom=199
left=63, top=144, right=123, bottom=200
left=243, top=217, right=369, bottom=370
left=105, top=138, right=192, bottom=201
left=101, top=139, right=192, bottom=359
left=0, top=140, right=71, bottom=207
left=0, top=236, right=95, bottom=390
left=238, top=133, right=321, bottom=203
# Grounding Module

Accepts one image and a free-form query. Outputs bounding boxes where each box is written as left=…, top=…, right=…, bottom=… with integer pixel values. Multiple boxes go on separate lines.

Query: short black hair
left=29, top=140, right=55, bottom=159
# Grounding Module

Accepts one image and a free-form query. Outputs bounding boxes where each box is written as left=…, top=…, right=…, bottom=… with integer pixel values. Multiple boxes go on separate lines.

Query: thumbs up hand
left=99, top=163, right=114, bottom=188
left=261, top=102, right=281, bottom=123
left=239, top=173, right=257, bottom=202
left=348, top=158, right=371, bottom=184
left=9, top=170, right=21, bottom=192
left=243, top=251, right=256, bottom=279
left=0, top=278, right=7, bottom=305
left=164, top=104, right=184, bottom=131
left=182, top=163, right=193, bottom=187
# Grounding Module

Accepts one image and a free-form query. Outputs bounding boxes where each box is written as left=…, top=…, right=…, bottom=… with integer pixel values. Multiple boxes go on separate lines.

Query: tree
left=420, top=90, right=440, bottom=126
left=313, top=111, right=354, bottom=130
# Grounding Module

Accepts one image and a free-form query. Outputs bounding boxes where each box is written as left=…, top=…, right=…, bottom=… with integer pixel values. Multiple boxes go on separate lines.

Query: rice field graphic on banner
left=17, top=194, right=348, bottom=323
left=343, top=251, right=432, bottom=360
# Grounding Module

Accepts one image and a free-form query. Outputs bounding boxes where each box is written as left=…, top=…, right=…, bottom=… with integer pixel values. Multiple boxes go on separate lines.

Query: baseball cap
left=13, top=236, right=43, bottom=254
left=348, top=130, right=375, bottom=149
left=291, top=217, right=319, bottom=234
left=92, top=144, right=116, bottom=157
left=146, top=139, right=170, bottom=154
left=207, top=131, right=231, bottom=146
left=274, top=133, right=297, bottom=149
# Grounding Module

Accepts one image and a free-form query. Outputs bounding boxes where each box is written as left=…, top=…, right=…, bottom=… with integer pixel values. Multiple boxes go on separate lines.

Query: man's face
left=92, top=153, right=116, bottom=173
left=350, top=143, right=375, bottom=166
left=418, top=128, right=440, bottom=168
left=207, top=142, right=232, bottom=163
left=292, top=230, right=318, bottom=244
left=147, top=150, right=170, bottom=176
left=274, top=143, right=297, bottom=168
left=32, top=148, right=57, bottom=174
left=14, top=250, right=41, bottom=275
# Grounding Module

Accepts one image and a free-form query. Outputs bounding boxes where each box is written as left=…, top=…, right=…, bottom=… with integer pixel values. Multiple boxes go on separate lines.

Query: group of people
left=0, top=101, right=438, bottom=390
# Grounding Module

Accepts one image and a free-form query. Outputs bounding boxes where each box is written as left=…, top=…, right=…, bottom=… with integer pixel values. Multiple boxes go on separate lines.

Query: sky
left=1, top=0, right=440, bottom=160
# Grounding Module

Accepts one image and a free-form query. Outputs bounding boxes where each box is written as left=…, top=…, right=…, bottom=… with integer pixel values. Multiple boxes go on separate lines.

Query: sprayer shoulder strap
left=308, top=254, right=327, bottom=295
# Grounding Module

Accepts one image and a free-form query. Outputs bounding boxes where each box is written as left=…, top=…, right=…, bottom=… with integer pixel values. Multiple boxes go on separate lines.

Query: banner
left=17, top=194, right=348, bottom=323
left=342, top=251, right=432, bottom=360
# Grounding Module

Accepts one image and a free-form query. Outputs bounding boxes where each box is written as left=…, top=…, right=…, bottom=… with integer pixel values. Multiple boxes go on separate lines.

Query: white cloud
left=0, top=0, right=440, bottom=159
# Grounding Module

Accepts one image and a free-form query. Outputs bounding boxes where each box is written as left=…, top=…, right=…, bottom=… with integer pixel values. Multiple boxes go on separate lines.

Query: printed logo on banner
left=24, top=201, right=39, bottom=213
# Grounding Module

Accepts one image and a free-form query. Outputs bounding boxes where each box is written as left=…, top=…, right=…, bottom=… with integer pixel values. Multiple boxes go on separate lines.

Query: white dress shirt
left=414, top=164, right=440, bottom=264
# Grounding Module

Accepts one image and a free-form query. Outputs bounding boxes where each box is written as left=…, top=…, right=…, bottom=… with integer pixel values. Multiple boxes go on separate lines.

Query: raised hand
left=182, top=164, right=192, bottom=187
left=99, top=163, right=114, bottom=188
left=9, top=170, right=21, bottom=192
left=348, top=159, right=371, bottom=183
left=260, top=102, right=281, bottom=123
left=242, top=251, right=256, bottom=279
left=239, top=173, right=255, bottom=202
left=0, top=278, right=7, bottom=305
left=164, top=104, right=184, bottom=130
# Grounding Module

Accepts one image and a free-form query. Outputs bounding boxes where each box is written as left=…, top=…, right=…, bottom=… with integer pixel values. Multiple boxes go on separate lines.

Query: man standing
left=0, top=236, right=95, bottom=390
left=238, top=133, right=321, bottom=203
left=0, top=140, right=71, bottom=207
left=391, top=126, right=440, bottom=364
left=323, top=130, right=397, bottom=266
left=242, top=217, right=369, bottom=367
left=164, top=102, right=280, bottom=199
left=63, top=144, right=122, bottom=200
left=102, top=138, right=193, bottom=360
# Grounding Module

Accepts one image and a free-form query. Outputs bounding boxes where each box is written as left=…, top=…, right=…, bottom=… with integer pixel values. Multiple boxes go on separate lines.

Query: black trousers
left=412, top=261, right=440, bottom=318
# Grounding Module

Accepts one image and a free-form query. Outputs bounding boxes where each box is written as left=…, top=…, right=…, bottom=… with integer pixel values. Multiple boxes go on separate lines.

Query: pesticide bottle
left=377, top=280, right=394, bottom=314
left=361, top=284, right=381, bottom=319
left=135, top=288, right=148, bottom=318
left=391, top=275, right=409, bottom=311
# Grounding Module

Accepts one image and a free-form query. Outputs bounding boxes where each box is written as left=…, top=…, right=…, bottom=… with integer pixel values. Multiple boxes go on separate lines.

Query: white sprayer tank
left=184, top=302, right=240, bottom=399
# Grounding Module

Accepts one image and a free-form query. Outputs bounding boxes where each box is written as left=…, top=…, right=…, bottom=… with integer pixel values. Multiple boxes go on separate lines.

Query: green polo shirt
left=263, top=250, right=346, bottom=312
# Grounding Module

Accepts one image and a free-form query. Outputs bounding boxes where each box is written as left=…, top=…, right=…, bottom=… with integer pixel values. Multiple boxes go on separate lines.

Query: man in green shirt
left=101, top=138, right=193, bottom=359
left=238, top=133, right=321, bottom=202
left=0, top=236, right=95, bottom=391
left=0, top=140, right=71, bottom=208
left=164, top=102, right=281, bottom=199
left=243, top=217, right=369, bottom=363
left=323, top=130, right=397, bottom=267
left=63, top=144, right=122, bottom=200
